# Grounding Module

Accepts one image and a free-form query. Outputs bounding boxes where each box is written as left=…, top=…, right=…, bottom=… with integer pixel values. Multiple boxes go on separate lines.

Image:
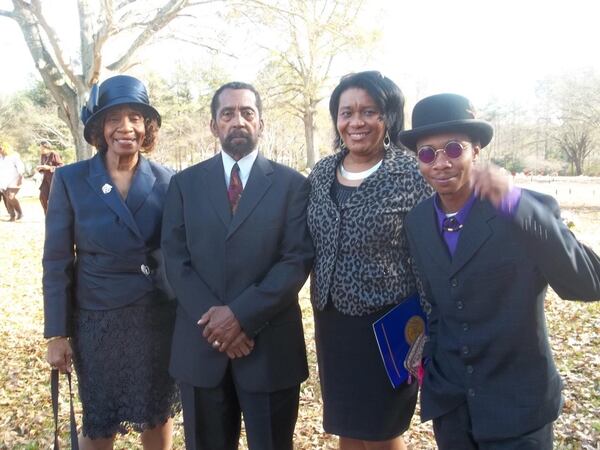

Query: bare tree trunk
left=8, top=1, right=93, bottom=160
left=574, top=157, right=583, bottom=176
left=2, top=0, right=206, bottom=161
left=61, top=92, right=94, bottom=160
left=304, top=109, right=318, bottom=169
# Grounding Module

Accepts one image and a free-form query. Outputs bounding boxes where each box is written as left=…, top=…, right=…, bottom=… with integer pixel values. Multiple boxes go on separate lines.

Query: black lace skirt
left=72, top=298, right=179, bottom=439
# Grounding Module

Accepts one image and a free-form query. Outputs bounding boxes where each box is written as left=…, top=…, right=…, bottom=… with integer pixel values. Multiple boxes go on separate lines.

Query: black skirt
left=314, top=303, right=418, bottom=441
left=72, top=298, right=179, bottom=439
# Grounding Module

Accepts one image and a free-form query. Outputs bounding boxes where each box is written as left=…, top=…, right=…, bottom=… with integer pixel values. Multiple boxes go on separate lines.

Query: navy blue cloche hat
left=81, top=75, right=161, bottom=144
left=399, top=93, right=493, bottom=151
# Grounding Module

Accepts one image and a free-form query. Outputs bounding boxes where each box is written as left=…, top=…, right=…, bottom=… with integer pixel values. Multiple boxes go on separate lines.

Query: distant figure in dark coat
left=36, top=140, right=63, bottom=214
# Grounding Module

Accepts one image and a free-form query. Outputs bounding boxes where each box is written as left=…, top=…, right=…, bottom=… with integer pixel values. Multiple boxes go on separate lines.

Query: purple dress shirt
left=434, top=187, right=522, bottom=256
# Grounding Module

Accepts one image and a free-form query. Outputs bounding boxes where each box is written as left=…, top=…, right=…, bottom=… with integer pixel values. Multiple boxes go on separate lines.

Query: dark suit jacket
left=43, top=153, right=173, bottom=337
left=161, top=152, right=313, bottom=393
left=405, top=189, right=600, bottom=440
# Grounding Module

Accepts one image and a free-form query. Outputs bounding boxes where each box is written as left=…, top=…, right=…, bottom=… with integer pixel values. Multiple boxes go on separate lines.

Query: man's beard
left=221, top=130, right=258, bottom=160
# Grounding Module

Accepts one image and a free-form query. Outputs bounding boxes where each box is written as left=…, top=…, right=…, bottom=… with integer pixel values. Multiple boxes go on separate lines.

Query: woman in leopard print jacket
left=307, top=71, right=432, bottom=450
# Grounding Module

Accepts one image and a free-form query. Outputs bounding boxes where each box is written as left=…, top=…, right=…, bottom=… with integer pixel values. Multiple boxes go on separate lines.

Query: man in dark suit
left=399, top=93, right=600, bottom=450
left=161, top=82, right=313, bottom=450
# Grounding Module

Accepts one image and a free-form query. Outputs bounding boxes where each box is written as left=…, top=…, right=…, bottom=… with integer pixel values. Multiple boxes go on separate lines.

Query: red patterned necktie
left=228, top=163, right=243, bottom=214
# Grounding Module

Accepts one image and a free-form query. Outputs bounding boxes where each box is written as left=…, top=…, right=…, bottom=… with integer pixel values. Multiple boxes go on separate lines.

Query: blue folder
left=372, top=293, right=427, bottom=388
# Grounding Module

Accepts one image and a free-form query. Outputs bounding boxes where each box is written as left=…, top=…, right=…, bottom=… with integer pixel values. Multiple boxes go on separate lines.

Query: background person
left=307, top=71, right=433, bottom=450
left=400, top=93, right=600, bottom=450
left=162, top=81, right=313, bottom=450
left=44, top=75, right=178, bottom=450
left=36, top=140, right=63, bottom=214
left=0, top=141, right=25, bottom=221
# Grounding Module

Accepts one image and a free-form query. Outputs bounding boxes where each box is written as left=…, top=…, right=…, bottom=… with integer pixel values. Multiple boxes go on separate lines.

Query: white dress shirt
left=0, top=153, right=25, bottom=190
left=221, top=149, right=258, bottom=189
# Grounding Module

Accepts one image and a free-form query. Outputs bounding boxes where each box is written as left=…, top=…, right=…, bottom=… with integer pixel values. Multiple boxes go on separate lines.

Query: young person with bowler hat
left=399, top=93, right=600, bottom=450
left=44, top=75, right=179, bottom=450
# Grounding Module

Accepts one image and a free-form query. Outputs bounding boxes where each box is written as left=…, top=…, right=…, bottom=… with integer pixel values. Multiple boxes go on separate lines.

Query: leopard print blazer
left=307, top=146, right=433, bottom=316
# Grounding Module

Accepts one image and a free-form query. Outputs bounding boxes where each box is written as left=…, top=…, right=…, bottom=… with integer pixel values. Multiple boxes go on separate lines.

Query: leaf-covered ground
left=0, top=196, right=598, bottom=449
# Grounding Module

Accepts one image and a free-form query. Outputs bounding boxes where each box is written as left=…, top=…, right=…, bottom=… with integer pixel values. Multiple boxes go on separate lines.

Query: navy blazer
left=162, top=153, right=314, bottom=393
left=405, top=190, right=600, bottom=440
left=43, top=153, right=174, bottom=338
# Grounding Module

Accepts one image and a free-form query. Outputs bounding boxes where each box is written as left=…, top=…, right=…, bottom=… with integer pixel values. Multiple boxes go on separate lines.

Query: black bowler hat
left=399, top=93, right=493, bottom=151
left=81, top=75, right=161, bottom=144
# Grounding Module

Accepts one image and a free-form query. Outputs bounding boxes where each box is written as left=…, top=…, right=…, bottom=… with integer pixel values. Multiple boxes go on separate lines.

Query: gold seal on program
left=405, top=316, right=425, bottom=344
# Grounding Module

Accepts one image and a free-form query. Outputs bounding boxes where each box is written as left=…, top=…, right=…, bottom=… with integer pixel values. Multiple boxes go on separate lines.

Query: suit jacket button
left=468, top=388, right=476, bottom=397
left=456, top=301, right=464, bottom=310
left=462, top=345, right=470, bottom=356
left=450, top=278, right=458, bottom=287
left=141, top=264, right=151, bottom=276
left=466, top=365, right=474, bottom=374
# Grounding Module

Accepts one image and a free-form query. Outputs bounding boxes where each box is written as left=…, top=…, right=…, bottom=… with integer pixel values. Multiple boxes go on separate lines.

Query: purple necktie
left=228, top=163, right=243, bottom=214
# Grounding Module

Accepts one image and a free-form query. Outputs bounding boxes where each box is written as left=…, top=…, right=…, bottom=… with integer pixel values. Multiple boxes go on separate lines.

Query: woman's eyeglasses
left=417, top=141, right=466, bottom=165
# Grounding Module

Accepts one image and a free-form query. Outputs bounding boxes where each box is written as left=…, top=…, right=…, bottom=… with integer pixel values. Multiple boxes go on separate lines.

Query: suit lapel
left=227, top=153, right=273, bottom=239
left=413, top=197, right=453, bottom=272
left=125, top=156, right=156, bottom=215
left=203, top=154, right=232, bottom=229
left=86, top=153, right=143, bottom=240
left=449, top=200, right=496, bottom=275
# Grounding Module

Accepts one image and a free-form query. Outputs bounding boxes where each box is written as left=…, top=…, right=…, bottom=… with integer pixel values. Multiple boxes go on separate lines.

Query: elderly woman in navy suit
left=307, top=71, right=433, bottom=450
left=43, top=75, right=178, bottom=450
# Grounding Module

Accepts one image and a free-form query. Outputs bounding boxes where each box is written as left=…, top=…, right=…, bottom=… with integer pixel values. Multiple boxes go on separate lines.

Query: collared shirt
left=221, top=149, right=258, bottom=189
left=0, top=153, right=25, bottom=190
left=435, top=194, right=476, bottom=256
left=434, top=187, right=523, bottom=256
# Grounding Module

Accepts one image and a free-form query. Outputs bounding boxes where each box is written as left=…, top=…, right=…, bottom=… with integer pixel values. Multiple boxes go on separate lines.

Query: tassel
left=417, top=362, right=425, bottom=387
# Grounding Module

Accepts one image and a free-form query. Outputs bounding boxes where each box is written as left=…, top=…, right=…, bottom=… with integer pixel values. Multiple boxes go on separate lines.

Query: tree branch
left=9, top=1, right=75, bottom=103
left=106, top=0, right=191, bottom=72
left=0, top=9, right=16, bottom=18
left=160, top=34, right=237, bottom=58
left=29, top=0, right=80, bottom=90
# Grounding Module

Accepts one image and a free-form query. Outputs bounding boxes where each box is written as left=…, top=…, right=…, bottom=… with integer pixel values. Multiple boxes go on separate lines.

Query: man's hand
left=470, top=164, right=513, bottom=208
left=225, top=332, right=255, bottom=359
left=47, top=337, right=73, bottom=373
left=198, top=306, right=243, bottom=350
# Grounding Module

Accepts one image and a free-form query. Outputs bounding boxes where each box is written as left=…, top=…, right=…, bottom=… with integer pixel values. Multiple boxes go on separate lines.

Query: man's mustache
left=226, top=131, right=250, bottom=141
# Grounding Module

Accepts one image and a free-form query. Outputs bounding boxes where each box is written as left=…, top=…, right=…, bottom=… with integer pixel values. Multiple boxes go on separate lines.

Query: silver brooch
left=102, top=183, right=112, bottom=194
